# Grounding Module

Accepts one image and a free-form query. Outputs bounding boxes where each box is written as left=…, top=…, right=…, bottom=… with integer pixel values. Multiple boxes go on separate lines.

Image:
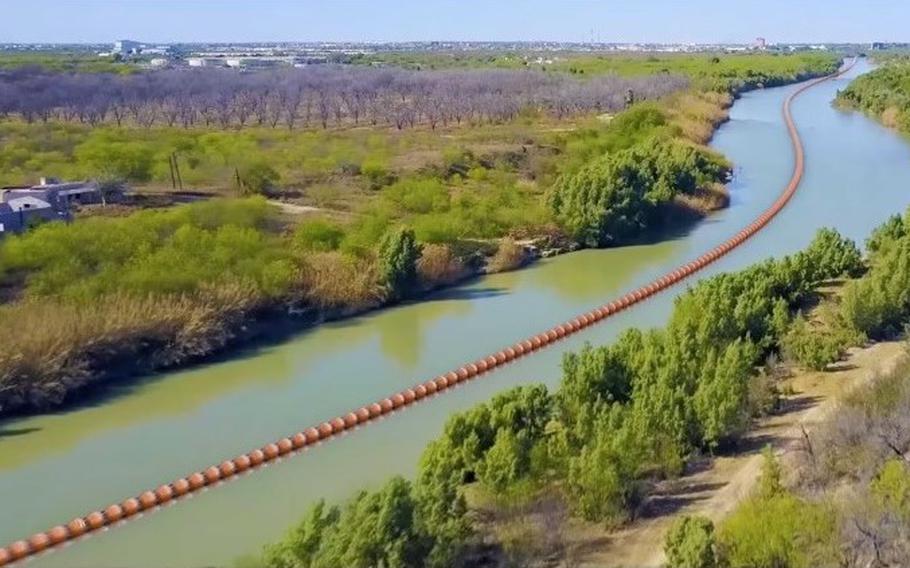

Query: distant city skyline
left=2, top=0, right=909, bottom=45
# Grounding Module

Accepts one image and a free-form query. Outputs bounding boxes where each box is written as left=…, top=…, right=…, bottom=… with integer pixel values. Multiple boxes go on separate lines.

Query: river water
left=2, top=59, right=908, bottom=567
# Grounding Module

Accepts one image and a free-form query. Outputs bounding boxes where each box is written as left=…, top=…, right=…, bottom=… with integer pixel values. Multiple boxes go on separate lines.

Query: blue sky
left=2, top=0, right=908, bottom=44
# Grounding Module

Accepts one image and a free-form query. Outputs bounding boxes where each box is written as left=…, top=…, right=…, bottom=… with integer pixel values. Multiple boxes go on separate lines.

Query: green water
left=3, top=59, right=909, bottom=567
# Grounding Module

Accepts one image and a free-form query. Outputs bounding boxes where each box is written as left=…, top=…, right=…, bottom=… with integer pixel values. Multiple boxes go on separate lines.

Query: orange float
left=27, top=533, right=49, bottom=553
left=433, top=377, right=449, bottom=390
left=155, top=484, right=174, bottom=503
left=7, top=542, right=27, bottom=561
left=173, top=477, right=192, bottom=495
left=380, top=397, right=396, bottom=412
left=292, top=432, right=308, bottom=448
left=391, top=393, right=406, bottom=408
left=234, top=454, right=252, bottom=473
left=220, top=460, right=237, bottom=477
left=263, top=442, right=281, bottom=459
left=424, top=380, right=438, bottom=394
left=47, top=526, right=68, bottom=545
left=0, top=548, right=10, bottom=567
left=248, top=449, right=266, bottom=466
left=329, top=417, right=346, bottom=433
left=86, top=511, right=105, bottom=530
left=188, top=472, right=206, bottom=490
left=204, top=466, right=221, bottom=484
left=104, top=504, right=124, bottom=523
left=368, top=402, right=383, bottom=417
left=414, top=384, right=428, bottom=399
left=318, top=422, right=333, bottom=436
left=138, top=491, right=157, bottom=509
left=402, top=389, right=416, bottom=404
left=67, top=518, right=87, bottom=538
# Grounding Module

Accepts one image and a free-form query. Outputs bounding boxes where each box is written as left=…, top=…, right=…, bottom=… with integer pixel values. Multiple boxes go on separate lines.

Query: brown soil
left=571, top=341, right=907, bottom=568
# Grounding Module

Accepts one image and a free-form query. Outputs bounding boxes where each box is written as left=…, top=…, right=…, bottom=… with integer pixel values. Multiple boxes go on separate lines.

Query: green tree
left=664, top=516, right=717, bottom=568
left=377, top=227, right=422, bottom=300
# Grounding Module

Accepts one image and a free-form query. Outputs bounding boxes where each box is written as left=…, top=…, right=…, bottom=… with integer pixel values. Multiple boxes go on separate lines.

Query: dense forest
left=256, top=217, right=882, bottom=567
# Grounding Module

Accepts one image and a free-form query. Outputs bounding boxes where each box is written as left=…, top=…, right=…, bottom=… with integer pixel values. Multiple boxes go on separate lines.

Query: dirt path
left=575, top=341, right=906, bottom=568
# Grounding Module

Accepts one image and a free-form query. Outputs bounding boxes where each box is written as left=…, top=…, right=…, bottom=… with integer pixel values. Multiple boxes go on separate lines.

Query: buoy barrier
left=0, top=58, right=857, bottom=566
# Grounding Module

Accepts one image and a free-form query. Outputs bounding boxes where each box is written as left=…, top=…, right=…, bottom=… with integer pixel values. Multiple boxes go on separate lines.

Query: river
left=2, top=58, right=908, bottom=567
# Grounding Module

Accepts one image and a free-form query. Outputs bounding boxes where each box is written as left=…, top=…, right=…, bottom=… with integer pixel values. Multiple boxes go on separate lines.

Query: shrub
left=664, top=516, right=717, bottom=568
left=299, top=252, right=381, bottom=311
left=377, top=227, right=422, bottom=300
left=292, top=219, right=346, bottom=252
left=416, top=244, right=467, bottom=288
left=236, top=161, right=281, bottom=195
left=360, top=158, right=395, bottom=190
left=487, top=239, right=526, bottom=273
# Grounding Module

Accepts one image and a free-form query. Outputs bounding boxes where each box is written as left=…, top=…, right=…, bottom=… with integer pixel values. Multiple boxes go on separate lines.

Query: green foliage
left=237, top=161, right=281, bottom=195
left=780, top=313, right=849, bottom=371
left=377, top=227, right=422, bottom=300
left=837, top=58, right=910, bottom=131
left=548, top=137, right=727, bottom=247
left=292, top=219, right=346, bottom=252
left=0, top=197, right=293, bottom=300
left=871, top=459, right=910, bottom=523
left=664, top=516, right=718, bottom=568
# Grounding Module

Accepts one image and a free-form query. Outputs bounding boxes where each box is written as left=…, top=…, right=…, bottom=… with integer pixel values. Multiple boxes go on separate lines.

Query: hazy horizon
left=2, top=0, right=909, bottom=45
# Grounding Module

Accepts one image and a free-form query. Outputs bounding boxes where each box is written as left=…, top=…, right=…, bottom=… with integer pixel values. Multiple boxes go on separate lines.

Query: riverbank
left=0, top=87, right=738, bottom=418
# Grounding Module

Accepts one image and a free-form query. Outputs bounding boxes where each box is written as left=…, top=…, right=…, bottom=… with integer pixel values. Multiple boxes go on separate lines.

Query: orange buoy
left=219, top=460, right=236, bottom=477
left=139, top=490, right=157, bottom=509
left=554, top=325, right=566, bottom=338
left=505, top=346, right=517, bottom=359
left=188, top=472, right=206, bottom=490
left=67, top=517, right=87, bottom=538
left=466, top=362, right=480, bottom=376
left=121, top=498, right=140, bottom=517
left=173, top=477, right=191, bottom=496
left=155, top=484, right=174, bottom=503
left=248, top=449, right=266, bottom=467
left=368, top=402, right=383, bottom=417
left=433, top=377, right=448, bottom=390
left=402, top=389, right=416, bottom=404
left=47, top=525, right=68, bottom=545
left=204, top=465, right=222, bottom=483
left=278, top=437, right=294, bottom=453
left=292, top=432, right=307, bottom=449
left=318, top=422, right=333, bottom=437
left=424, top=380, right=438, bottom=394
left=476, top=358, right=489, bottom=372
left=7, top=542, right=27, bottom=561
left=86, top=511, right=105, bottom=530
left=328, top=418, right=345, bottom=434
left=263, top=442, right=281, bottom=460
left=354, top=407, right=370, bottom=422
left=546, top=329, right=558, bottom=341
left=0, top=547, right=11, bottom=567
left=27, top=533, right=49, bottom=553
left=414, top=384, right=427, bottom=399
left=391, top=393, right=406, bottom=408
left=445, top=371, right=459, bottom=384
left=485, top=354, right=498, bottom=367
left=380, top=397, right=395, bottom=412
left=514, top=343, right=526, bottom=356
left=104, top=504, right=124, bottom=523
left=233, top=454, right=252, bottom=473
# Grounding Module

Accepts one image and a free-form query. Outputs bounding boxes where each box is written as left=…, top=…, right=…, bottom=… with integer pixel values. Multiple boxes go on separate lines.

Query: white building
left=114, top=39, right=141, bottom=55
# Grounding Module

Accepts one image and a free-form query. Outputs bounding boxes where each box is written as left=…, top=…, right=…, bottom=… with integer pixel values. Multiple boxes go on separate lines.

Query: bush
left=416, top=244, right=467, bottom=288
left=486, top=239, right=526, bottom=273
left=780, top=314, right=847, bottom=371
left=237, top=161, right=281, bottom=195
left=664, top=516, right=717, bottom=568
left=377, top=227, right=422, bottom=300
left=292, top=219, right=346, bottom=252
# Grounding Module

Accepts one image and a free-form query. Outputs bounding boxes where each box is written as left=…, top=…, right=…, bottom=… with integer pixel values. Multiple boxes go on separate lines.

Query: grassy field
left=0, top=51, right=136, bottom=73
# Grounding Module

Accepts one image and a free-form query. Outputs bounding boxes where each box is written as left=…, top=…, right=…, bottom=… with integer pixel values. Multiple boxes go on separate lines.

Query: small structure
left=114, top=39, right=142, bottom=55
left=0, top=177, right=122, bottom=236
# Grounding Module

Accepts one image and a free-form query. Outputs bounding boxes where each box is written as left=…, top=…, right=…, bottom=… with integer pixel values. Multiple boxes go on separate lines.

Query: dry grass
left=674, top=182, right=730, bottom=215
left=417, top=244, right=469, bottom=289
left=0, top=282, right=261, bottom=413
left=882, top=106, right=902, bottom=129
left=298, top=252, right=383, bottom=311
left=668, top=91, right=733, bottom=145
left=487, top=239, right=528, bottom=273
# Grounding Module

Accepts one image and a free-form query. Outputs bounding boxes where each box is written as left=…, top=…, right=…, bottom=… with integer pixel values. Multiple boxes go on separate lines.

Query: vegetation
left=674, top=355, right=910, bottom=568
left=837, top=56, right=910, bottom=131
left=260, top=225, right=866, bottom=567
left=348, top=51, right=840, bottom=92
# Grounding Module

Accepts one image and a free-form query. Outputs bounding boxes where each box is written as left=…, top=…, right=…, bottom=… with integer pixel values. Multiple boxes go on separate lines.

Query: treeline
left=0, top=66, right=685, bottom=130
left=837, top=57, right=910, bottom=131
left=259, top=227, right=865, bottom=568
